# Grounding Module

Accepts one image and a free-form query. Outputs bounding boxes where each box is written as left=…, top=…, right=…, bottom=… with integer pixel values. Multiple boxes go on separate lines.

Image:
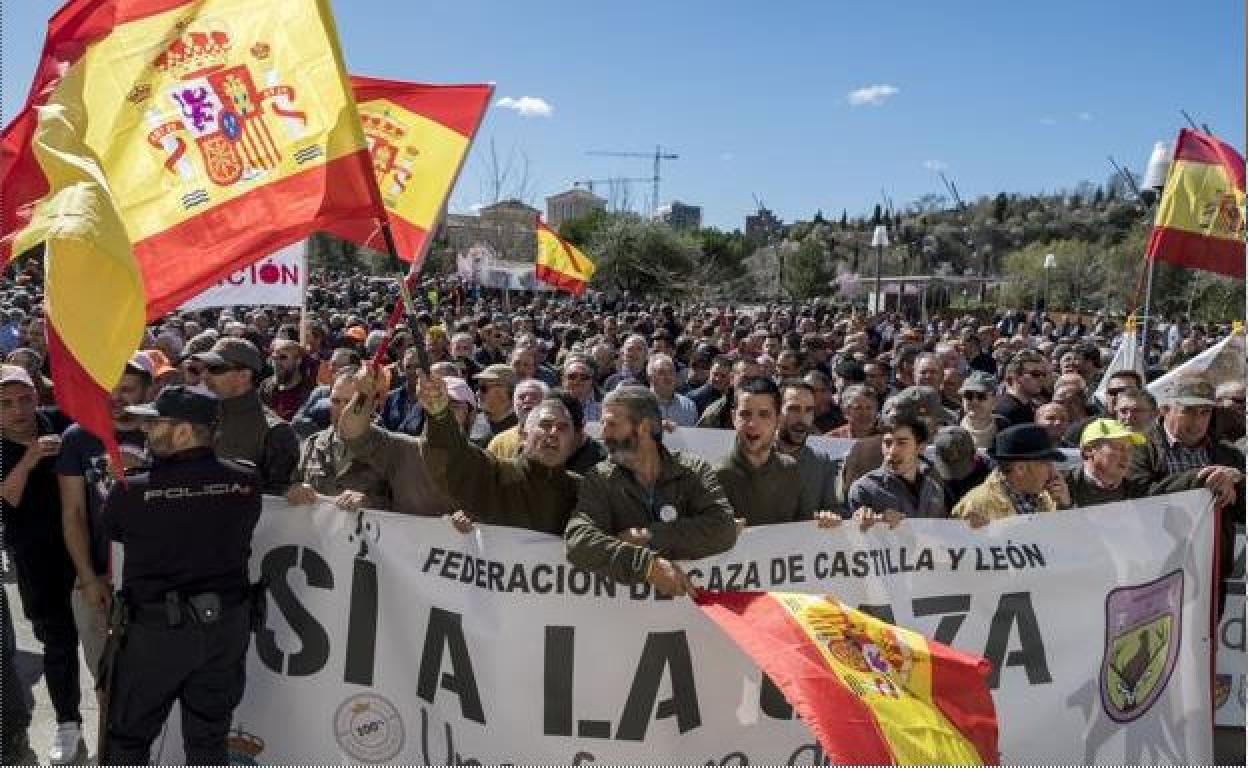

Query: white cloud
left=1039, top=116, right=1058, bottom=126
left=847, top=84, right=899, bottom=107
left=495, top=96, right=553, bottom=118
left=1076, top=111, right=1093, bottom=121
left=923, top=160, right=948, bottom=172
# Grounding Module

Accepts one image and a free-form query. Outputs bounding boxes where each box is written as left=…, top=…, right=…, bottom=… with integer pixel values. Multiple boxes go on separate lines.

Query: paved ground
left=4, top=566, right=1244, bottom=766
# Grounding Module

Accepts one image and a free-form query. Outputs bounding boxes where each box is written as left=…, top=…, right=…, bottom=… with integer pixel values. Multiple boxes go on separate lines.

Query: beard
left=604, top=432, right=639, bottom=463
left=779, top=422, right=810, bottom=446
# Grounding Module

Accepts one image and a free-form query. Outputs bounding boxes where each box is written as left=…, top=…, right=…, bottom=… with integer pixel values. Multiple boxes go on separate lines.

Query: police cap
left=126, top=385, right=220, bottom=426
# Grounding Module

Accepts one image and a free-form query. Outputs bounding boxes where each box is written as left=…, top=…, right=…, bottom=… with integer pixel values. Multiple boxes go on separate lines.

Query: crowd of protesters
left=1, top=260, right=1244, bottom=764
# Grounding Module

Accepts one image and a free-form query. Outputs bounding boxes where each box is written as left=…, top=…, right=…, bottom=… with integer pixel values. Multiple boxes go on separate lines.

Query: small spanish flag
left=1145, top=129, right=1245, bottom=278
left=535, top=215, right=595, bottom=295
left=327, top=77, right=493, bottom=265
left=698, top=592, right=998, bottom=766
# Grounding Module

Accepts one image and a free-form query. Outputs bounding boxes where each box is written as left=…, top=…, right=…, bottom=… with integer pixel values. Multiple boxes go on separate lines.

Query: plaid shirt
left=1161, top=428, right=1212, bottom=474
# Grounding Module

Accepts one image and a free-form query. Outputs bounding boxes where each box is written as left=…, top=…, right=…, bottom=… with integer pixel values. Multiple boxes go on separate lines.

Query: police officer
left=100, top=385, right=261, bottom=765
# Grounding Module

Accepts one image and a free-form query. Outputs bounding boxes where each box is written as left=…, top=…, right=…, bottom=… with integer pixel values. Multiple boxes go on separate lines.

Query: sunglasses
left=564, top=372, right=592, bottom=381
left=206, top=364, right=246, bottom=375
left=962, top=391, right=989, bottom=401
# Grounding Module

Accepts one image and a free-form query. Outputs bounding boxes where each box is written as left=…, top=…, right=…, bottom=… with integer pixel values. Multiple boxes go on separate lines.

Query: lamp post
left=871, top=224, right=889, bottom=314
left=1040, top=252, right=1056, bottom=314
left=1139, top=140, right=1170, bottom=348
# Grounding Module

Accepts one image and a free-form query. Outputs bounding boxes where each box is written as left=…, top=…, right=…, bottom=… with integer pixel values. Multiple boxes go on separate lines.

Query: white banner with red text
left=156, top=490, right=1221, bottom=765
left=179, top=240, right=306, bottom=310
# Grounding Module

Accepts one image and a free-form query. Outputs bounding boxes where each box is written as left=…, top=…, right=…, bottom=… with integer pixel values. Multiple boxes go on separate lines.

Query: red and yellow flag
left=1145, top=129, right=1245, bottom=278
left=535, top=215, right=596, bottom=295
left=1, top=0, right=385, bottom=320
left=8, top=105, right=146, bottom=459
left=327, top=77, right=493, bottom=264
left=698, top=592, right=998, bottom=766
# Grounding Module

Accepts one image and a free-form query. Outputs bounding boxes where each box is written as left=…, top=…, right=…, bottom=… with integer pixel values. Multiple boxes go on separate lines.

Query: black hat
left=991, top=423, right=1064, bottom=462
left=126, top=385, right=220, bottom=426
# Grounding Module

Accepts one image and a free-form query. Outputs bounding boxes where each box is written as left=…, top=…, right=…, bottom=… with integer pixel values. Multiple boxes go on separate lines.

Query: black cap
left=991, top=423, right=1064, bottom=462
left=125, top=385, right=220, bottom=426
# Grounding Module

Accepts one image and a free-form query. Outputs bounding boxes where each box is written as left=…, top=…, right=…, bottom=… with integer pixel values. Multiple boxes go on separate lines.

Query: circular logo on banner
left=334, top=692, right=404, bottom=764
left=257, top=262, right=281, bottom=284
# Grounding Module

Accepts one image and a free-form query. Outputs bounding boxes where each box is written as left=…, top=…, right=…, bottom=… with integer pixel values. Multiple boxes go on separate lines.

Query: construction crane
left=574, top=177, right=653, bottom=195
left=937, top=171, right=966, bottom=211
left=586, top=145, right=679, bottom=215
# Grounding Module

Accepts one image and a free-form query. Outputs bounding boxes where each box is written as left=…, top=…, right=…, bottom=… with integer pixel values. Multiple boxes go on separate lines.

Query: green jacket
left=564, top=446, right=737, bottom=583
left=715, top=444, right=807, bottom=525
left=1063, top=464, right=1205, bottom=509
left=426, top=407, right=580, bottom=535
left=297, top=428, right=393, bottom=511
left=343, top=424, right=456, bottom=517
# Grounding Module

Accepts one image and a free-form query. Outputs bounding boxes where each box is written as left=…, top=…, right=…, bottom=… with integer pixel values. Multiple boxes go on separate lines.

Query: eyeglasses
left=564, top=372, right=592, bottom=382
left=962, top=392, right=989, bottom=401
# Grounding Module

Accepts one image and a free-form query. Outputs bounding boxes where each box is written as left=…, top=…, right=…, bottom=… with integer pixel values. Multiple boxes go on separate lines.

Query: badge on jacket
left=659, top=505, right=678, bottom=523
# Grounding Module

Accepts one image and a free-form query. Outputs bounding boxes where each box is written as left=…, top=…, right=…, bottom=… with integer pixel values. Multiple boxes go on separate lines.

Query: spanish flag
left=327, top=77, right=493, bottom=265
left=1, top=0, right=385, bottom=320
left=1145, top=129, right=1245, bottom=278
left=8, top=105, right=145, bottom=461
left=535, top=215, right=596, bottom=295
left=698, top=592, right=998, bottom=766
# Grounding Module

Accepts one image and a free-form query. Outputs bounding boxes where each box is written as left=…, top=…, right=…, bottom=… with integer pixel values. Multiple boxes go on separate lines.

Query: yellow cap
left=1079, top=418, right=1146, bottom=449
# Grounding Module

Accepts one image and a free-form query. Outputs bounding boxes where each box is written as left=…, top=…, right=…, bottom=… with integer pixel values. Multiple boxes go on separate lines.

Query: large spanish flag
left=9, top=105, right=145, bottom=458
left=698, top=592, right=998, bottom=766
left=1, top=0, right=385, bottom=320
left=327, top=77, right=493, bottom=264
left=535, top=215, right=596, bottom=295
left=1145, top=129, right=1245, bottom=278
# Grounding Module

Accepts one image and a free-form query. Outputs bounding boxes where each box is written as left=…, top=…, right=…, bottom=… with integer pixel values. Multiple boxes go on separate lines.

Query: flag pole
left=1140, top=254, right=1156, bottom=357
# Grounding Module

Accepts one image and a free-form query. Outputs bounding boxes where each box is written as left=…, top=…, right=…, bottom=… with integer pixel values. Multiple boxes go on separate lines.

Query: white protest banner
left=1148, top=330, right=1246, bottom=399
left=180, top=240, right=306, bottom=310
left=1215, top=526, right=1245, bottom=727
left=157, top=490, right=1219, bottom=765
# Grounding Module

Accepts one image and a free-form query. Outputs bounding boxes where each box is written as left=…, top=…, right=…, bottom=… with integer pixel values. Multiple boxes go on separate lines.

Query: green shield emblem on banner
left=1100, top=570, right=1183, bottom=722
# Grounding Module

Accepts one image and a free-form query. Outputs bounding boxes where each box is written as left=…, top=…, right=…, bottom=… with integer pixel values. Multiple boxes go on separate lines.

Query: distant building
left=546, top=187, right=607, bottom=229
left=746, top=207, right=782, bottom=239
left=443, top=199, right=541, bottom=262
left=656, top=200, right=702, bottom=230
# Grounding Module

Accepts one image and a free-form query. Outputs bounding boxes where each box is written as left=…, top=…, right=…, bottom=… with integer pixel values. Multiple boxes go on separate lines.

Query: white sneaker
left=48, top=722, right=85, bottom=766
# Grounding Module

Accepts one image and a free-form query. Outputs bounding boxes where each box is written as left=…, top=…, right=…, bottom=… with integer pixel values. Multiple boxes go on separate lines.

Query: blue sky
left=3, top=1, right=1242, bottom=230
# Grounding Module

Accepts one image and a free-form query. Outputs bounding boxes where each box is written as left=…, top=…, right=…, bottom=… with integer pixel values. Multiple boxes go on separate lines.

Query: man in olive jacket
left=565, top=386, right=737, bottom=597
left=338, top=366, right=581, bottom=535
left=715, top=377, right=806, bottom=526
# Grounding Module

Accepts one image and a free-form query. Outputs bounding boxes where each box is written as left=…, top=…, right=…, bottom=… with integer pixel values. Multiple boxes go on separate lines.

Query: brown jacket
left=343, top=424, right=456, bottom=517
left=715, top=445, right=807, bottom=525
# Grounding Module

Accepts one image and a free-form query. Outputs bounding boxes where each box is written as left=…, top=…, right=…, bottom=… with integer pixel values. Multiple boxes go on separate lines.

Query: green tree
left=782, top=236, right=829, bottom=299
left=557, top=208, right=608, bottom=249
left=587, top=217, right=698, bottom=295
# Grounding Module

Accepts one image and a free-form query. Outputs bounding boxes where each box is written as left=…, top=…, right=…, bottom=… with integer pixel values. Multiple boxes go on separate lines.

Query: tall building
left=545, top=187, right=607, bottom=229
left=443, top=199, right=541, bottom=262
left=656, top=200, right=702, bottom=231
left=746, top=206, right=782, bottom=239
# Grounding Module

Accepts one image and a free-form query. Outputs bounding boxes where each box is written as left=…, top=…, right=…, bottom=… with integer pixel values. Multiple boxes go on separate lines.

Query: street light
left=1139, top=140, right=1171, bottom=345
left=1040, top=252, right=1056, bottom=314
left=871, top=224, right=889, bottom=313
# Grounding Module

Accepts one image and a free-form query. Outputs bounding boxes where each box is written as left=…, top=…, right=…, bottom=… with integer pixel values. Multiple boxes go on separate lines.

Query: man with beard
left=994, top=351, right=1047, bottom=428
left=715, top=378, right=805, bottom=527
left=56, top=358, right=152, bottom=721
left=776, top=380, right=840, bottom=515
left=191, top=338, right=298, bottom=494
left=565, top=386, right=737, bottom=597
left=100, top=386, right=260, bottom=765
left=339, top=366, right=579, bottom=534
left=688, top=355, right=732, bottom=417
left=1, top=365, right=85, bottom=764
left=259, top=338, right=315, bottom=422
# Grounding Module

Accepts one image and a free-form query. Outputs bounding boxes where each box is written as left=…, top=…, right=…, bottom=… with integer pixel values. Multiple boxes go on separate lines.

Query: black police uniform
left=100, top=446, right=261, bottom=765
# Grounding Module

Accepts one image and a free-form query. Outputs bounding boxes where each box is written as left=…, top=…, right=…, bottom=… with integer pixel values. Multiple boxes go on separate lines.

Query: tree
left=840, top=209, right=848, bottom=229
left=558, top=208, right=608, bottom=249
left=871, top=204, right=883, bottom=227
left=782, top=236, right=829, bottom=300
left=478, top=136, right=535, bottom=205
left=587, top=217, right=698, bottom=295
left=992, top=192, right=1009, bottom=223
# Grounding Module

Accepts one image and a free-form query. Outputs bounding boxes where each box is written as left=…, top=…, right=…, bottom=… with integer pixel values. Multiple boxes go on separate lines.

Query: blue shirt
left=380, top=387, right=424, bottom=436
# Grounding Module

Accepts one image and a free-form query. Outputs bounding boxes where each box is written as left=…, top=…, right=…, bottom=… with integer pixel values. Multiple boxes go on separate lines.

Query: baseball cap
left=931, top=426, right=977, bottom=480
left=474, top=364, right=516, bottom=385
left=0, top=364, right=34, bottom=388
left=1166, top=377, right=1216, bottom=407
left=126, top=385, right=220, bottom=426
left=191, top=338, right=265, bottom=373
left=886, top=386, right=957, bottom=426
left=444, top=376, right=477, bottom=409
left=959, top=370, right=997, bottom=394
left=1078, top=418, right=1146, bottom=449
